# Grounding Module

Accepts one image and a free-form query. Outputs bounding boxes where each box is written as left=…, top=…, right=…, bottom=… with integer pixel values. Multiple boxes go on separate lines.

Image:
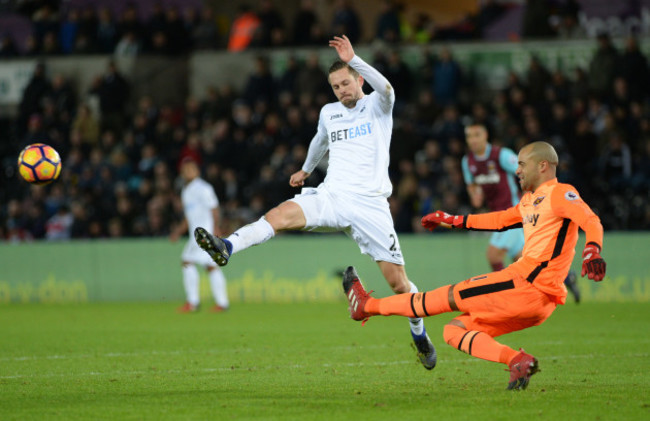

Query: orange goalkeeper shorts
left=451, top=267, right=557, bottom=338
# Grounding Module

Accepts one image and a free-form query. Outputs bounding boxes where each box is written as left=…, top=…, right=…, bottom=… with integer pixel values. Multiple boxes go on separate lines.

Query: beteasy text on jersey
left=330, top=122, right=372, bottom=142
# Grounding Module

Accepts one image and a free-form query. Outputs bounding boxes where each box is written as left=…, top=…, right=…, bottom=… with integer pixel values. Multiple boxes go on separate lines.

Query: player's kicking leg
left=343, top=266, right=437, bottom=370
left=194, top=227, right=232, bottom=266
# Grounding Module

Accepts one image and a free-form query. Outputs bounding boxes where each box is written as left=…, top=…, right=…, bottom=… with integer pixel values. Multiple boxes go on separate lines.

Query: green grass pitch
left=1, top=301, right=648, bottom=420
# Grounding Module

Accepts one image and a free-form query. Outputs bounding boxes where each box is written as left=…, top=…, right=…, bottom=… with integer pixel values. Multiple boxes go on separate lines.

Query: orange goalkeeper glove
left=581, top=243, right=606, bottom=282
left=421, top=211, right=464, bottom=231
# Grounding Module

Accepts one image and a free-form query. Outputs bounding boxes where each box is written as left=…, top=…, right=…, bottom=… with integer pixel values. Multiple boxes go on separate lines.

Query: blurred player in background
left=462, top=124, right=580, bottom=302
left=170, top=158, right=229, bottom=313
left=343, top=141, right=606, bottom=389
left=195, top=35, right=437, bottom=369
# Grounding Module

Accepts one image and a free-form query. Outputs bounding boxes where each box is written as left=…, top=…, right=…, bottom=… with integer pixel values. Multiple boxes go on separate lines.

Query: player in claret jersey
left=343, top=141, right=606, bottom=389
left=194, top=35, right=437, bottom=369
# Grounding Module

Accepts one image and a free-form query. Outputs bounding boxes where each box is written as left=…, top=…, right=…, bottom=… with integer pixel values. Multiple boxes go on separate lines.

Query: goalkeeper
left=343, top=141, right=606, bottom=390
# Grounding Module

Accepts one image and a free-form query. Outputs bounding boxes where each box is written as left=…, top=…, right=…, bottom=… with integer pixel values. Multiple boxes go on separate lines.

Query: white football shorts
left=182, top=238, right=218, bottom=267
left=289, top=185, right=405, bottom=265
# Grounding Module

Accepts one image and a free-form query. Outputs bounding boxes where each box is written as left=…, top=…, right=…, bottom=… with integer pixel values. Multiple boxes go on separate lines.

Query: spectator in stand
left=277, top=55, right=300, bottom=97
left=243, top=55, right=276, bottom=107
left=617, top=36, right=649, bottom=102
left=96, top=7, right=118, bottom=53
left=295, top=53, right=329, bottom=99
left=292, top=0, right=318, bottom=45
left=383, top=50, right=413, bottom=108
left=77, top=7, right=98, bottom=50
left=191, top=7, right=219, bottom=50
left=148, top=2, right=167, bottom=33
left=164, top=6, right=189, bottom=55
left=40, top=31, right=60, bottom=55
left=257, top=0, right=284, bottom=48
left=89, top=61, right=130, bottom=136
left=114, top=31, right=141, bottom=56
left=376, top=0, right=401, bottom=43
left=433, top=105, right=464, bottom=145
left=521, top=0, right=554, bottom=39
left=32, top=4, right=59, bottom=48
left=6, top=200, right=31, bottom=242
left=48, top=74, right=76, bottom=125
left=588, top=33, right=619, bottom=100
left=227, top=4, right=261, bottom=52
left=526, top=56, right=551, bottom=107
left=59, top=8, right=80, bottom=54
left=330, top=0, right=361, bottom=43
left=598, top=132, right=633, bottom=192
left=432, top=47, right=461, bottom=106
left=17, top=62, right=50, bottom=136
left=0, top=34, right=19, bottom=57
left=69, top=201, right=90, bottom=238
left=476, top=0, right=505, bottom=38
left=119, top=4, right=142, bottom=38
left=45, top=204, right=74, bottom=241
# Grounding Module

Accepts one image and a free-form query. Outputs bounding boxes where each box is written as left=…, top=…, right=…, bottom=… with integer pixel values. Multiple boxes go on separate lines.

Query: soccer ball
left=17, top=143, right=62, bottom=185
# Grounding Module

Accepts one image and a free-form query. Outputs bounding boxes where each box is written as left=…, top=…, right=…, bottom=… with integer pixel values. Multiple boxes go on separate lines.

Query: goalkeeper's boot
left=564, top=271, right=581, bottom=303
left=507, top=349, right=539, bottom=390
left=412, top=330, right=437, bottom=370
left=194, top=227, right=232, bottom=267
left=342, top=266, right=372, bottom=322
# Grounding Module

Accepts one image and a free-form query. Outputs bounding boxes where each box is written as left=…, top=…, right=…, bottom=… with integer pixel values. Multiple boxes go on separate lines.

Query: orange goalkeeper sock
left=443, top=324, right=519, bottom=365
left=364, top=286, right=452, bottom=318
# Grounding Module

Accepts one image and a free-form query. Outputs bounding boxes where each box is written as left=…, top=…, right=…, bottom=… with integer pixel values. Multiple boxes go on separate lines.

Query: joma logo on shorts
left=523, top=213, right=539, bottom=226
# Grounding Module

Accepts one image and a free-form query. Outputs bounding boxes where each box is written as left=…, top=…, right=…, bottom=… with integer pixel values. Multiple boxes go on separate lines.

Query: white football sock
left=209, top=268, right=229, bottom=308
left=227, top=217, right=275, bottom=255
left=182, top=264, right=200, bottom=307
left=408, top=281, right=425, bottom=336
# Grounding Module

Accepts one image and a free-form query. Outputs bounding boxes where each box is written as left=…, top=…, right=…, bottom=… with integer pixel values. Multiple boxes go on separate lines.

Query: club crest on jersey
left=330, top=113, right=343, bottom=120
left=533, top=196, right=545, bottom=206
left=565, top=191, right=579, bottom=201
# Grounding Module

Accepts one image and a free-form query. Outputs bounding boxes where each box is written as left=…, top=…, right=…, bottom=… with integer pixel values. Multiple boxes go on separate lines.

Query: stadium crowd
left=1, top=3, right=649, bottom=241
left=0, top=0, right=588, bottom=57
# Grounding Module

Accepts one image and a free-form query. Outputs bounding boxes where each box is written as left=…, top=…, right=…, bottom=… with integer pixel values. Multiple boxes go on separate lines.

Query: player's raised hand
left=289, top=170, right=310, bottom=187
left=329, top=35, right=355, bottom=63
left=421, top=211, right=465, bottom=231
left=581, top=243, right=606, bottom=282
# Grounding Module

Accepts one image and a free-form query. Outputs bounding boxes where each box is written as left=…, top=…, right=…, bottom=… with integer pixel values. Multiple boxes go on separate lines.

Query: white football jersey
left=302, top=55, right=395, bottom=197
left=181, top=177, right=219, bottom=234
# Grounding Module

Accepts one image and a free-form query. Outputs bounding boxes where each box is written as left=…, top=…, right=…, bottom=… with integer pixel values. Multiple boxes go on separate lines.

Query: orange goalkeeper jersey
left=464, top=178, right=603, bottom=304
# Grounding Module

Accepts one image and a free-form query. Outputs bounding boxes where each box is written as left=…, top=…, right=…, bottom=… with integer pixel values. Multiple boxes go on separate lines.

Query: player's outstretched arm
left=425, top=206, right=522, bottom=232
left=290, top=170, right=310, bottom=187
left=421, top=211, right=465, bottom=230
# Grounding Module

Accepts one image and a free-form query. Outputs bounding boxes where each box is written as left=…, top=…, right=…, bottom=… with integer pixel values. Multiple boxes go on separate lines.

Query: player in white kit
left=170, top=158, right=229, bottom=313
left=195, top=35, right=436, bottom=369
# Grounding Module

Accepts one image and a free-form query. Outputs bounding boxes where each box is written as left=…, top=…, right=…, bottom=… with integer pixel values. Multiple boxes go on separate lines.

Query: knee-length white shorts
left=289, top=185, right=405, bottom=265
